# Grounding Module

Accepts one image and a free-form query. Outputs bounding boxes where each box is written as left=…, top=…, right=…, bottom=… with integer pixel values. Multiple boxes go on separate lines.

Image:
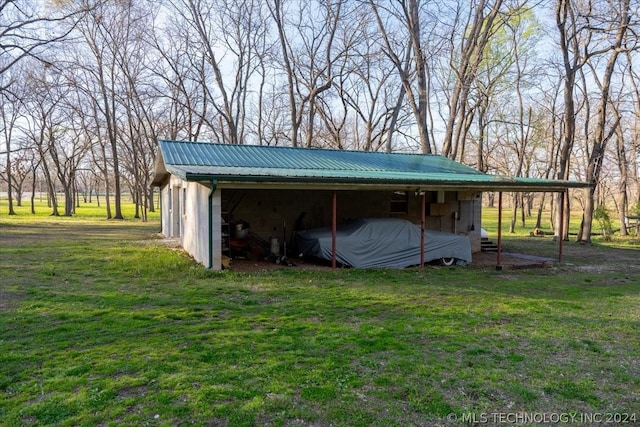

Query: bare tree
left=113, top=2, right=158, bottom=220
left=552, top=0, right=624, bottom=240
left=49, top=111, right=90, bottom=216
left=526, top=68, right=566, bottom=230
left=266, top=0, right=300, bottom=146
left=329, top=2, right=411, bottom=152
left=611, top=98, right=629, bottom=235
left=22, top=65, right=65, bottom=216
left=1, top=2, right=83, bottom=215
left=554, top=0, right=585, bottom=240
left=4, top=147, right=32, bottom=206
left=161, top=0, right=267, bottom=145
left=332, top=25, right=403, bottom=152
left=314, top=1, right=392, bottom=151
left=367, top=0, right=436, bottom=153
left=150, top=23, right=210, bottom=142
left=440, top=0, right=506, bottom=160
left=625, top=50, right=640, bottom=233
left=0, top=1, right=88, bottom=86
left=578, top=0, right=632, bottom=242
left=266, top=0, right=344, bottom=148
left=0, top=64, right=21, bottom=214
left=22, top=64, right=90, bottom=216
left=70, top=0, right=146, bottom=219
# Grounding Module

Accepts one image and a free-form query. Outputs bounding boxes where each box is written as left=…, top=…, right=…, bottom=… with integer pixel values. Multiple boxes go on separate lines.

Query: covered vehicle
left=296, top=218, right=472, bottom=268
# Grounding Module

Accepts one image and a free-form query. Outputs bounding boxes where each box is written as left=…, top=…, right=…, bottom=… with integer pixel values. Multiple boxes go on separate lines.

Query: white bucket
left=270, top=237, right=280, bottom=256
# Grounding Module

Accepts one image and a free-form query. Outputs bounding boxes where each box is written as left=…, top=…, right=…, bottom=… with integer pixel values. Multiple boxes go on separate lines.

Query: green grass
left=481, top=206, right=640, bottom=254
left=1, top=195, right=160, bottom=222
left=1, top=200, right=639, bottom=426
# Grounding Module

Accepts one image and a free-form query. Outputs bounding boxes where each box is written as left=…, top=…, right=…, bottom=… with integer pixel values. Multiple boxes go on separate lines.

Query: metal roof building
left=152, top=140, right=589, bottom=270
left=152, top=140, right=587, bottom=192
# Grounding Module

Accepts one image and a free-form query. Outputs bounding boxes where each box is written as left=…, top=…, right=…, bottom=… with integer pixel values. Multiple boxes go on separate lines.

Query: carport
left=151, top=140, right=590, bottom=270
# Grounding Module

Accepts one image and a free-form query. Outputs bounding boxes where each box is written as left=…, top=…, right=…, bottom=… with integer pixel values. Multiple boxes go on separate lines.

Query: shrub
left=593, top=205, right=613, bottom=241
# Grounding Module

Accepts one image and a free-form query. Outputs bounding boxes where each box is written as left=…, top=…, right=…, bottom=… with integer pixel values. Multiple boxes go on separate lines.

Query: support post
left=497, top=192, right=503, bottom=270
left=558, top=190, right=565, bottom=263
left=420, top=192, right=426, bottom=269
left=208, top=180, right=218, bottom=269
left=332, top=190, right=337, bottom=269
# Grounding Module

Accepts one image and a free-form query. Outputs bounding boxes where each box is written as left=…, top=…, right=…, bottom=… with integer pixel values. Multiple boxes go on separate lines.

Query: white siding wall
left=160, top=178, right=223, bottom=269
left=160, top=184, right=172, bottom=237
left=182, top=181, right=208, bottom=267
left=181, top=181, right=222, bottom=269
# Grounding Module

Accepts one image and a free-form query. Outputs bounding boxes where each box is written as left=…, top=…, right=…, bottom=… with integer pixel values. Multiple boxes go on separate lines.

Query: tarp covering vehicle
left=296, top=218, right=472, bottom=268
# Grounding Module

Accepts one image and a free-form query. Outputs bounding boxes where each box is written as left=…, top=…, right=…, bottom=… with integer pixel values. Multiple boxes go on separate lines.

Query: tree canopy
left=1, top=0, right=638, bottom=238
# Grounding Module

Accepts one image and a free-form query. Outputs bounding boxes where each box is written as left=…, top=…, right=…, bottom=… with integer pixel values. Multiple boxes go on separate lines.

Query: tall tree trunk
left=407, top=0, right=431, bottom=154
left=6, top=170, right=16, bottom=213
left=43, top=166, right=59, bottom=216
left=109, top=135, right=123, bottom=219
left=509, top=193, right=518, bottom=233
left=30, top=168, right=37, bottom=215
left=267, top=0, right=299, bottom=147
left=613, top=104, right=629, bottom=235
left=578, top=0, right=628, bottom=243
left=385, top=48, right=411, bottom=153
left=442, top=0, right=504, bottom=160
left=535, top=193, right=547, bottom=229
left=369, top=0, right=431, bottom=153
left=4, top=138, right=16, bottom=215
left=555, top=0, right=579, bottom=241
left=63, top=183, right=74, bottom=216
left=148, top=188, right=155, bottom=213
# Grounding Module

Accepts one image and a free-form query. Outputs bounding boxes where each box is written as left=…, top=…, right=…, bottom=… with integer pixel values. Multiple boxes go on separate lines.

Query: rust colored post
left=558, top=191, right=565, bottom=263
left=496, top=192, right=503, bottom=270
left=420, top=192, right=425, bottom=268
left=332, top=190, right=337, bottom=269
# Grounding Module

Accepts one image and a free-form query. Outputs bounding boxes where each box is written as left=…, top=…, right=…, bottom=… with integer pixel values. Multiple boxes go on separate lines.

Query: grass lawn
left=1, top=200, right=639, bottom=426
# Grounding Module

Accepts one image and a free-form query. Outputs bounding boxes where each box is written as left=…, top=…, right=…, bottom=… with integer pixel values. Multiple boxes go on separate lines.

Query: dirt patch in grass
left=222, top=230, right=639, bottom=272
left=226, top=245, right=560, bottom=272
left=0, top=288, right=23, bottom=310
left=493, top=236, right=640, bottom=274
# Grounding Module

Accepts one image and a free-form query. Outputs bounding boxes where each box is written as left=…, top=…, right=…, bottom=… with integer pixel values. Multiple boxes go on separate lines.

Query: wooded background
left=1, top=0, right=638, bottom=242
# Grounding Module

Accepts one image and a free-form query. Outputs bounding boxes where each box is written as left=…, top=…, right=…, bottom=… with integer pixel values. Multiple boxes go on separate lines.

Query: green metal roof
left=151, top=140, right=590, bottom=192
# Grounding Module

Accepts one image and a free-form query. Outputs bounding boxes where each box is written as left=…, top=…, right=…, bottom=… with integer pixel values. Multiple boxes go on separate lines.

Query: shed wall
left=160, top=178, right=222, bottom=269
left=159, top=183, right=174, bottom=237
left=182, top=181, right=212, bottom=267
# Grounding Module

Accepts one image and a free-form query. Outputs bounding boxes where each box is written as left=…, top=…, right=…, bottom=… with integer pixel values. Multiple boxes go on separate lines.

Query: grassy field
left=1, top=200, right=639, bottom=426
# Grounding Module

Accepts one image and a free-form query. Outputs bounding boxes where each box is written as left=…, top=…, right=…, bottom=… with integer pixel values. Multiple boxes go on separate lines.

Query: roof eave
left=151, top=150, right=170, bottom=187
left=184, top=172, right=591, bottom=192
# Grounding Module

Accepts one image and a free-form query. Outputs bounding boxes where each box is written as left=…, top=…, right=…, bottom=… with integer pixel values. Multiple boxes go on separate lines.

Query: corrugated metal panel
left=156, top=140, right=590, bottom=191
left=160, top=140, right=482, bottom=175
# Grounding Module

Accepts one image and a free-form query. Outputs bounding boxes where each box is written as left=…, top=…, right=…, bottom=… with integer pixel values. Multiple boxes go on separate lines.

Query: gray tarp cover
left=296, top=218, right=472, bottom=268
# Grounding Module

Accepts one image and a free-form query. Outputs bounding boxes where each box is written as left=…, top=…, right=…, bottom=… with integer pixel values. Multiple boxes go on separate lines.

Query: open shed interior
left=220, top=188, right=483, bottom=259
